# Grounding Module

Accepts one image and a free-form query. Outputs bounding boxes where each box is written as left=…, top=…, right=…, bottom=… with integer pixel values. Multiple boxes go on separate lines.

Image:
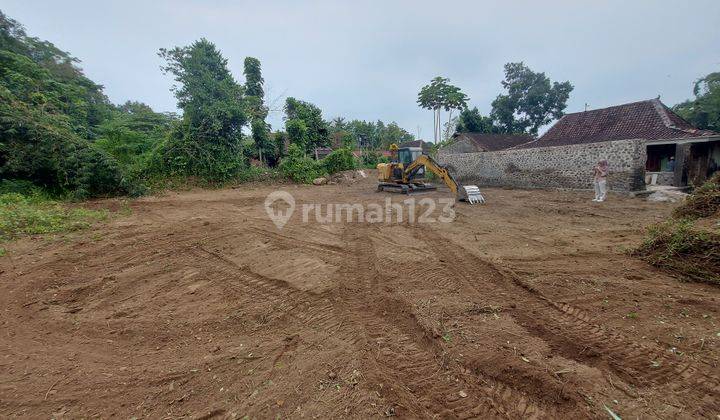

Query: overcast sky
left=4, top=0, right=719, bottom=139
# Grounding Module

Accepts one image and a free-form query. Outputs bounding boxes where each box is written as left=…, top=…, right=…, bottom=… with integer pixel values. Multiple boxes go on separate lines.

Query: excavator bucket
left=459, top=185, right=485, bottom=204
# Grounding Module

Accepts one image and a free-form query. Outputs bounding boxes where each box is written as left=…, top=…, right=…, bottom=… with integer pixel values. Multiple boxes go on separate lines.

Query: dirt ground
left=1, top=175, right=719, bottom=419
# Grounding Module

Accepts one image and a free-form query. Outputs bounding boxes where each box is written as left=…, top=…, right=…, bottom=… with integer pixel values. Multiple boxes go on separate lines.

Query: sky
left=3, top=0, right=720, bottom=140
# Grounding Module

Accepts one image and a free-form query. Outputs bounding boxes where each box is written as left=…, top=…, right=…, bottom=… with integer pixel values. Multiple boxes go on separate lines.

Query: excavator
left=376, top=144, right=485, bottom=204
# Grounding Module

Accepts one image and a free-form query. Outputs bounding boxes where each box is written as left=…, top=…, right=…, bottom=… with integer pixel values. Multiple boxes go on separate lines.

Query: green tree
left=490, top=62, right=573, bottom=135
left=417, top=77, right=468, bottom=143
left=0, top=11, right=125, bottom=196
left=154, top=39, right=247, bottom=179
left=94, top=101, right=176, bottom=170
left=455, top=107, right=500, bottom=133
left=673, top=72, right=720, bottom=132
left=284, top=97, right=329, bottom=153
left=243, top=57, right=273, bottom=164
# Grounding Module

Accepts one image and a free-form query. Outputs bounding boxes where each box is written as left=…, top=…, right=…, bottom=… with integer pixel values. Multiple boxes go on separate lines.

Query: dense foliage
left=284, top=97, right=330, bottom=154
left=455, top=107, right=500, bottom=134
left=328, top=118, right=414, bottom=150
left=152, top=39, right=247, bottom=180
left=279, top=144, right=326, bottom=183
left=0, top=11, right=129, bottom=197
left=322, top=148, right=358, bottom=174
left=491, top=62, right=573, bottom=136
left=673, top=71, right=720, bottom=132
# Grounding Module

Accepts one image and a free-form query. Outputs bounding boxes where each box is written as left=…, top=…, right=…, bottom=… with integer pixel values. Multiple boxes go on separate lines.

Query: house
left=441, top=133, right=534, bottom=154
left=526, top=98, right=719, bottom=186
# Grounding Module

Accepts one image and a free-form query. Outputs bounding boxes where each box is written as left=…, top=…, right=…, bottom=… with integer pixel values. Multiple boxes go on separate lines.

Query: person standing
left=592, top=160, right=609, bottom=202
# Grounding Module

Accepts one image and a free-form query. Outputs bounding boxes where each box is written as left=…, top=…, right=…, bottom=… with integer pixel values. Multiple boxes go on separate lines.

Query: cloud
left=4, top=0, right=719, bottom=140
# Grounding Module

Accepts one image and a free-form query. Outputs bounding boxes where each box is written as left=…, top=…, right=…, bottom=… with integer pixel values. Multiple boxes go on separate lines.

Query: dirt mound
left=326, top=169, right=368, bottom=185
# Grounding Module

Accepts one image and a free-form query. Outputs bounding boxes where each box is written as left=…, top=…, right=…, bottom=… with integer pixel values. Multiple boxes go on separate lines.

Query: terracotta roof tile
left=527, top=99, right=716, bottom=148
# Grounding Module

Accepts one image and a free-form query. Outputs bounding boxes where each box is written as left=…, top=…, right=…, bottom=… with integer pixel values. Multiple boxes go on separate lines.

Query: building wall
left=645, top=171, right=675, bottom=186
left=439, top=139, right=647, bottom=191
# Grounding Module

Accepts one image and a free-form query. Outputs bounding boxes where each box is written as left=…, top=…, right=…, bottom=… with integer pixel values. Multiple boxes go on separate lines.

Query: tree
left=0, top=10, right=125, bottom=196
left=490, top=62, right=573, bottom=136
left=455, top=107, right=500, bottom=133
left=417, top=77, right=468, bottom=143
left=243, top=57, right=273, bottom=164
left=673, top=72, right=720, bottom=132
left=284, top=97, right=329, bottom=154
left=155, top=39, right=247, bottom=179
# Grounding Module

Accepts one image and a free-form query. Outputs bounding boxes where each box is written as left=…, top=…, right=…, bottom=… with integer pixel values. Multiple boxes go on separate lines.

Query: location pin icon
left=264, top=191, right=295, bottom=230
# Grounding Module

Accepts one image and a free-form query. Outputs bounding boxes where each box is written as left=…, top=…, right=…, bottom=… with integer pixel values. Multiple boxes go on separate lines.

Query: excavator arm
left=403, top=155, right=485, bottom=204
left=404, top=155, right=460, bottom=194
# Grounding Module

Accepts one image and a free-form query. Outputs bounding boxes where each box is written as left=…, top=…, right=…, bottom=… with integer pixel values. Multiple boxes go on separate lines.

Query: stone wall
left=438, top=139, right=647, bottom=191
left=645, top=171, right=674, bottom=186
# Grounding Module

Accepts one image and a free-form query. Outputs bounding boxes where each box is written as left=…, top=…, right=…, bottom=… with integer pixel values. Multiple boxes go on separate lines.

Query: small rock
left=459, top=390, right=468, bottom=398
left=313, top=177, right=328, bottom=185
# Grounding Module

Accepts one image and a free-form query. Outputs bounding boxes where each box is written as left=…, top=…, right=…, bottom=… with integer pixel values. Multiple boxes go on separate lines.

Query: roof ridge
left=650, top=98, right=676, bottom=129
left=651, top=97, right=701, bottom=135
left=564, top=99, right=657, bottom=116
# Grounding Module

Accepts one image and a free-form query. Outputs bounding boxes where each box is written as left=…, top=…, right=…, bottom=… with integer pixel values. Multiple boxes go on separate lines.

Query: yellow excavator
left=376, top=144, right=485, bottom=204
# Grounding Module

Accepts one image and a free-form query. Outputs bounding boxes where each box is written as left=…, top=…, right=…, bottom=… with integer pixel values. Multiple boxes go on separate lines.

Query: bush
left=633, top=219, right=720, bottom=284
left=360, top=150, right=388, bottom=167
left=673, top=173, right=720, bottom=219
left=0, top=89, right=127, bottom=198
left=322, top=148, right=358, bottom=174
left=279, top=144, right=326, bottom=183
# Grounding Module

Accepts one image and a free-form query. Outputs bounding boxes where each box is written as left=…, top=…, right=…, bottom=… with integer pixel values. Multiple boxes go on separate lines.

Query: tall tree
left=417, top=77, right=468, bottom=143
left=491, top=62, right=573, bottom=136
left=243, top=57, right=272, bottom=164
left=673, top=71, right=720, bottom=132
left=157, top=38, right=247, bottom=179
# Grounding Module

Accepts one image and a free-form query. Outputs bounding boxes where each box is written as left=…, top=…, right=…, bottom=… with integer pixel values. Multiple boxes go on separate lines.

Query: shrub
left=279, top=144, right=326, bottom=183
left=361, top=150, right=388, bottom=167
left=322, top=148, right=358, bottom=174
left=673, top=173, right=720, bottom=219
left=633, top=219, right=720, bottom=284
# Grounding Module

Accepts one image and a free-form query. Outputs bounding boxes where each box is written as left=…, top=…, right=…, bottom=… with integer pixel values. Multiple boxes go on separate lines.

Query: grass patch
left=0, top=192, right=108, bottom=243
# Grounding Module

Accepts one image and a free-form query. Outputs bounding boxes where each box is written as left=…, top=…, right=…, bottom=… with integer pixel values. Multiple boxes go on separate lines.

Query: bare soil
left=1, top=176, right=719, bottom=418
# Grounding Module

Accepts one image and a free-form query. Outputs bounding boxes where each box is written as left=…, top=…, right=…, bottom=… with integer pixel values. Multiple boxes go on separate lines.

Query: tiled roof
left=527, top=99, right=716, bottom=148
left=454, top=133, right=534, bottom=151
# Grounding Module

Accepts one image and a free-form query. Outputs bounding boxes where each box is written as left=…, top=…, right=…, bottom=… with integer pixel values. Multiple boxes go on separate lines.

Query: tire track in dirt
left=332, top=224, right=549, bottom=418
left=417, top=226, right=720, bottom=415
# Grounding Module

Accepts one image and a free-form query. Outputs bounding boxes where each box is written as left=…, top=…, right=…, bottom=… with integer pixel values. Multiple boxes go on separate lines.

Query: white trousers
left=594, top=179, right=607, bottom=201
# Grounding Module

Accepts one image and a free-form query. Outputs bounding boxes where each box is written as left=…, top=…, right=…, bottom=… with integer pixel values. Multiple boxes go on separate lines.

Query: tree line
left=420, top=63, right=719, bottom=143
left=0, top=10, right=414, bottom=197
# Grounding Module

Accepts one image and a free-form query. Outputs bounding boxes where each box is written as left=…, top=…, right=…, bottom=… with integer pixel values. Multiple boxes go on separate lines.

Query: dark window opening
left=646, top=144, right=676, bottom=172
